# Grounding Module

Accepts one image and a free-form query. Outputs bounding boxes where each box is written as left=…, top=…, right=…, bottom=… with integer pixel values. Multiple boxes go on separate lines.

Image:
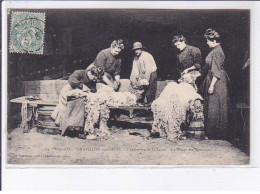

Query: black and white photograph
left=2, top=1, right=254, bottom=168
left=2, top=0, right=260, bottom=191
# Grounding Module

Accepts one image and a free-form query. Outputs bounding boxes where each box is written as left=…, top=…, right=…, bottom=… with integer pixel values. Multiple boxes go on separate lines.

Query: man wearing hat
left=130, top=42, right=157, bottom=105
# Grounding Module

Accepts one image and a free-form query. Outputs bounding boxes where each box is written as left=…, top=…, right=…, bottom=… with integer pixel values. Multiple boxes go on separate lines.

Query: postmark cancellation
left=9, top=11, right=46, bottom=55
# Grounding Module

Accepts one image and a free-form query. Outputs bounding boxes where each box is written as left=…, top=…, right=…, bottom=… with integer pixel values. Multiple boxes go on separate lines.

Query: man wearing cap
left=87, top=39, right=124, bottom=91
left=130, top=42, right=157, bottom=105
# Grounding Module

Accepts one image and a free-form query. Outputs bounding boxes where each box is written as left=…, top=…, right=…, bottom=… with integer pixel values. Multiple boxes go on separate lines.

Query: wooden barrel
left=185, top=119, right=205, bottom=139
left=185, top=99, right=205, bottom=139
left=36, top=105, right=61, bottom=135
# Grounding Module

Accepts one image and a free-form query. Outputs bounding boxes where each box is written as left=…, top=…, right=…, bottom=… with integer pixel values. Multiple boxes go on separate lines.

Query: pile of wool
left=151, top=81, right=203, bottom=141
left=178, top=71, right=201, bottom=91
left=106, top=92, right=137, bottom=107
left=123, top=92, right=137, bottom=106
left=106, top=92, right=128, bottom=107
left=84, top=83, right=115, bottom=135
left=84, top=92, right=108, bottom=135
left=83, top=84, right=137, bottom=137
left=98, top=103, right=111, bottom=136
left=96, top=83, right=115, bottom=93
left=127, top=86, right=144, bottom=102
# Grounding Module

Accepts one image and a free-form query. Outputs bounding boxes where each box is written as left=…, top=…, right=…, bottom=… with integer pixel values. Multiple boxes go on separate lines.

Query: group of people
left=173, top=29, right=229, bottom=140
left=52, top=28, right=229, bottom=140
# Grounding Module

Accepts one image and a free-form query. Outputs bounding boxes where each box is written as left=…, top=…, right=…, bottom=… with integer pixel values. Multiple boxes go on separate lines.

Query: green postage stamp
left=9, top=11, right=45, bottom=54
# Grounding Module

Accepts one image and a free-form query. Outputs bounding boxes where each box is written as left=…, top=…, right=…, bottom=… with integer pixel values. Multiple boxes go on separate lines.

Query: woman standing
left=202, top=29, right=229, bottom=139
left=172, top=35, right=202, bottom=77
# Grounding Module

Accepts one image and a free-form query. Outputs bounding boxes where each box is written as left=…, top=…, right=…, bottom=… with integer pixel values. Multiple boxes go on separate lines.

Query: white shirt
left=130, top=51, right=157, bottom=88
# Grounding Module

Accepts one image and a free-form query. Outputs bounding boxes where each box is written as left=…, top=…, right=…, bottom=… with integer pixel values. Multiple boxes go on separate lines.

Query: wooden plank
left=25, top=82, right=57, bottom=94
left=108, top=106, right=151, bottom=110
left=10, top=97, right=58, bottom=105
left=36, top=121, right=57, bottom=127
left=38, top=106, right=56, bottom=111
left=187, top=128, right=204, bottom=131
left=37, top=127, right=61, bottom=135
left=236, top=102, right=250, bottom=109
left=38, top=115, right=55, bottom=122
left=116, top=116, right=153, bottom=124
left=25, top=86, right=60, bottom=94
left=55, top=83, right=68, bottom=96
left=24, top=80, right=68, bottom=100
left=38, top=94, right=59, bottom=102
left=37, top=110, right=54, bottom=115
left=24, top=80, right=67, bottom=86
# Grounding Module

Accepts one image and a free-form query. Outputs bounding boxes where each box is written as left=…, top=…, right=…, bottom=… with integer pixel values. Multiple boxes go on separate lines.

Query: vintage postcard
left=2, top=0, right=260, bottom=191
left=1, top=1, right=254, bottom=169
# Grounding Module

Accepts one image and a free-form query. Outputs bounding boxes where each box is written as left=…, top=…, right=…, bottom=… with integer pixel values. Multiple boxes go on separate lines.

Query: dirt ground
left=7, top=125, right=249, bottom=165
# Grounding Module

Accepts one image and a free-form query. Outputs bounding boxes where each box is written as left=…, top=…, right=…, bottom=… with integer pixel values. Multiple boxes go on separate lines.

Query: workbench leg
left=129, top=109, right=134, bottom=119
left=21, top=102, right=29, bottom=133
left=31, top=105, right=38, bottom=127
left=110, top=109, right=121, bottom=120
left=20, top=103, right=36, bottom=133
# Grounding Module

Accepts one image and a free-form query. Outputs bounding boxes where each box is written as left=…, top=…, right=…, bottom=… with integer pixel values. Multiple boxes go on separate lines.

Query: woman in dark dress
left=202, top=29, right=229, bottom=139
left=172, top=35, right=202, bottom=77
left=51, top=66, right=104, bottom=139
left=86, top=39, right=125, bottom=90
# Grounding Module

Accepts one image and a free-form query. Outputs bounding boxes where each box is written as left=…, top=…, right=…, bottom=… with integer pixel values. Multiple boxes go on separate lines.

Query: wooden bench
left=108, top=105, right=153, bottom=125
left=10, top=79, right=173, bottom=133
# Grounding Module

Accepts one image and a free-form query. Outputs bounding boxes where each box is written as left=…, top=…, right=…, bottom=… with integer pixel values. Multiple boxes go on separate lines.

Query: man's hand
left=208, top=85, right=214, bottom=94
left=114, top=75, right=121, bottom=90
left=183, top=68, right=189, bottom=75
left=113, top=80, right=120, bottom=91
left=82, top=84, right=91, bottom=92
left=139, top=79, right=149, bottom=86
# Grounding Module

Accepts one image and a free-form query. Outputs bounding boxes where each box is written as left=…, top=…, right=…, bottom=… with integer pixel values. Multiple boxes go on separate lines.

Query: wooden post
left=21, top=102, right=29, bottom=133
left=129, top=109, right=134, bottom=119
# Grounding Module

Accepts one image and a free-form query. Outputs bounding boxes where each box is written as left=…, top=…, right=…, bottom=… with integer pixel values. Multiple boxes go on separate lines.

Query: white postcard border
left=2, top=1, right=260, bottom=190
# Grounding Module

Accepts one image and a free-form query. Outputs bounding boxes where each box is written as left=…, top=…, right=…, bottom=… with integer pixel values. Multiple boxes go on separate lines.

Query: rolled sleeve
left=94, top=50, right=106, bottom=70
left=114, top=59, right=121, bottom=76
left=68, top=70, right=83, bottom=89
left=211, top=53, right=223, bottom=79
left=149, top=55, right=157, bottom=72
left=176, top=55, right=182, bottom=73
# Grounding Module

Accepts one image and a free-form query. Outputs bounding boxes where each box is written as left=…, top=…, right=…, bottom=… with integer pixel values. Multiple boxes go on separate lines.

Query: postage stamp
left=9, top=11, right=45, bottom=54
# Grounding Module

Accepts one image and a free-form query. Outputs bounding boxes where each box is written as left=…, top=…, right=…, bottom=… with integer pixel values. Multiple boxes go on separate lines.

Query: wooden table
left=10, top=96, right=58, bottom=133
left=10, top=96, right=153, bottom=133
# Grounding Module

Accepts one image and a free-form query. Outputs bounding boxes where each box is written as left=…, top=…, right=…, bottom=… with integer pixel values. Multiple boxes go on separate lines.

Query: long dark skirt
left=202, top=70, right=229, bottom=138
